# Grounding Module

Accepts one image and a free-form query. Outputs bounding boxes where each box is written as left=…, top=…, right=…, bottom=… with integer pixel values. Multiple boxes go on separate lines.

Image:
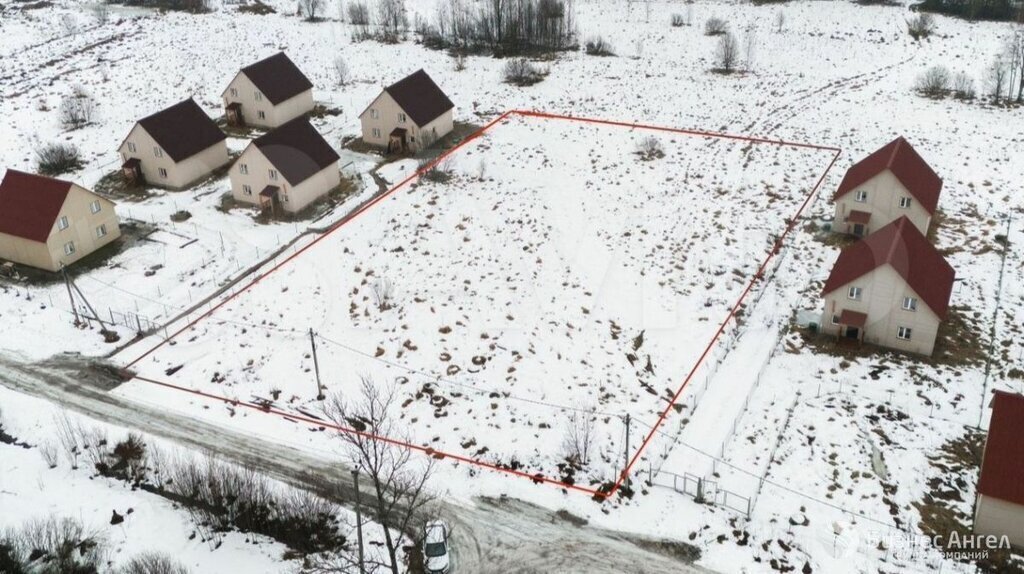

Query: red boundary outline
left=122, top=110, right=842, bottom=499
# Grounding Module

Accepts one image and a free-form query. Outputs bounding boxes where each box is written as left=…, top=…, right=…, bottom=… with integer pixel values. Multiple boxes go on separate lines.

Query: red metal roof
left=822, top=216, right=955, bottom=319
left=978, top=391, right=1024, bottom=506
left=0, top=169, right=73, bottom=243
left=838, top=309, right=867, bottom=328
left=833, top=137, right=942, bottom=214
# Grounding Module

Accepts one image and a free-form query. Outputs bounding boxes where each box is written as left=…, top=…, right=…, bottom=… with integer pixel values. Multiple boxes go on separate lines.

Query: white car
left=423, top=520, right=451, bottom=574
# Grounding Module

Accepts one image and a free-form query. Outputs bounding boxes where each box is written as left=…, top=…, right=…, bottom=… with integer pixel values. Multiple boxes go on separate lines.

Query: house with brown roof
left=974, top=390, right=1024, bottom=549
left=222, top=52, right=314, bottom=129
left=832, top=137, right=941, bottom=238
left=821, top=216, right=955, bottom=356
left=359, top=69, right=454, bottom=154
left=119, top=98, right=229, bottom=190
left=0, top=170, right=120, bottom=272
left=229, top=118, right=340, bottom=214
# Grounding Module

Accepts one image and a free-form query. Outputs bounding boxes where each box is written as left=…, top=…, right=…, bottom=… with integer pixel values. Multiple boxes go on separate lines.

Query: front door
left=852, top=224, right=865, bottom=237
left=845, top=327, right=860, bottom=339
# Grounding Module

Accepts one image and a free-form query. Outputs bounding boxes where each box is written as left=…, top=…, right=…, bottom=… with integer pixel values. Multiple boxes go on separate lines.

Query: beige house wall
left=974, top=494, right=1024, bottom=550
left=0, top=185, right=120, bottom=272
left=359, top=92, right=453, bottom=152
left=119, top=124, right=230, bottom=190
left=229, top=144, right=339, bottom=213
left=832, top=170, right=932, bottom=237
left=222, top=72, right=314, bottom=129
left=821, top=265, right=942, bottom=355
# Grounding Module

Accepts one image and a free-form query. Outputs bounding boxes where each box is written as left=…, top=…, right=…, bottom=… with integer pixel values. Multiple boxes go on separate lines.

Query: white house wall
left=833, top=170, right=933, bottom=236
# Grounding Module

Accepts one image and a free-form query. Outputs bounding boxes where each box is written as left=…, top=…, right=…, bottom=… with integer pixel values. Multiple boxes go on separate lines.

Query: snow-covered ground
left=2, top=0, right=1023, bottom=572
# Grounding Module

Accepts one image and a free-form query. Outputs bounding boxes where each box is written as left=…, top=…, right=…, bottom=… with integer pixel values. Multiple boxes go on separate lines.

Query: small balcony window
left=855, top=190, right=867, bottom=202
left=848, top=286, right=862, bottom=300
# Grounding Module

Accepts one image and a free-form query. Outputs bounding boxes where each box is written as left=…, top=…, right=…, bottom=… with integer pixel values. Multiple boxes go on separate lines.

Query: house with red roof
left=0, top=170, right=120, bottom=272
left=821, top=216, right=955, bottom=356
left=118, top=98, right=229, bottom=190
left=359, top=69, right=454, bottom=154
left=229, top=118, right=340, bottom=214
left=221, top=52, right=315, bottom=129
left=832, top=137, right=942, bottom=238
left=974, top=390, right=1024, bottom=549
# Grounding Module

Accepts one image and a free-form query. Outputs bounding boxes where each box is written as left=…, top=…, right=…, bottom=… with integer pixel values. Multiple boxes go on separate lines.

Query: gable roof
left=252, top=118, right=339, bottom=185
left=136, top=99, right=226, bottom=163
left=978, top=391, right=1024, bottom=506
left=0, top=170, right=74, bottom=243
left=366, top=69, right=454, bottom=127
left=821, top=216, right=955, bottom=319
left=238, top=52, right=313, bottom=106
left=833, top=137, right=942, bottom=214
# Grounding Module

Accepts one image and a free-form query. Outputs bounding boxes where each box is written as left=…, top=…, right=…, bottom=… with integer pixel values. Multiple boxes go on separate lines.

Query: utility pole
left=623, top=414, right=631, bottom=489
left=352, top=469, right=366, bottom=574
left=309, top=328, right=325, bottom=400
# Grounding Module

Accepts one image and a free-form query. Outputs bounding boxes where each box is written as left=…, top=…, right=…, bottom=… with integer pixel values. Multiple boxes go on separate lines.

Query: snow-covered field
left=3, top=0, right=1023, bottom=571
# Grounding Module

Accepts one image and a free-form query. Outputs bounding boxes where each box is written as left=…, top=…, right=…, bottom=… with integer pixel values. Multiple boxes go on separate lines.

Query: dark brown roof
left=381, top=69, right=453, bottom=127
left=137, top=99, right=226, bottom=163
left=240, top=52, right=313, bottom=106
left=822, top=216, right=955, bottom=319
left=838, top=309, right=867, bottom=328
left=846, top=210, right=871, bottom=224
left=978, top=391, right=1024, bottom=506
left=0, top=169, right=74, bottom=243
left=252, top=118, right=339, bottom=185
left=833, top=137, right=942, bottom=214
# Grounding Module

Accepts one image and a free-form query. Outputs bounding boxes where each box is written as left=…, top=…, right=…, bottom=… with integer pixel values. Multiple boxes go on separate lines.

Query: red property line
left=121, top=110, right=841, bottom=499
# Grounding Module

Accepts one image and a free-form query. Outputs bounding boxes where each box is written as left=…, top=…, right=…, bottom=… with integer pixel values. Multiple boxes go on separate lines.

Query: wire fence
left=649, top=468, right=753, bottom=517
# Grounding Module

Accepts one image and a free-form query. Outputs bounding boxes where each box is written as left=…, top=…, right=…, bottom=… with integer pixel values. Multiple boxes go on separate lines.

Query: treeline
left=419, top=0, right=578, bottom=56
left=915, top=0, right=1024, bottom=22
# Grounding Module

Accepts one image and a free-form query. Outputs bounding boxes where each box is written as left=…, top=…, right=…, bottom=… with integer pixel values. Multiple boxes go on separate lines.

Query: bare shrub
left=988, top=57, right=1008, bottom=102
left=118, top=552, right=191, bottom=574
left=61, top=13, right=79, bottom=36
left=562, top=412, right=595, bottom=466
left=370, top=277, right=395, bottom=310
left=715, top=32, right=740, bottom=73
left=298, top=0, right=325, bottom=21
left=2, top=515, right=106, bottom=573
left=333, top=56, right=350, bottom=86
left=503, top=58, right=548, bottom=86
left=774, top=10, right=785, bottom=33
left=953, top=71, right=976, bottom=99
left=907, top=13, right=935, bottom=40
left=419, top=158, right=452, bottom=183
left=453, top=54, right=467, bottom=71
left=704, top=16, right=728, bottom=36
left=39, top=441, right=59, bottom=469
left=636, top=136, right=664, bottom=160
left=916, top=65, right=951, bottom=97
left=670, top=13, right=684, bottom=27
left=347, top=0, right=369, bottom=24
left=59, top=87, right=96, bottom=130
left=584, top=35, right=614, bottom=56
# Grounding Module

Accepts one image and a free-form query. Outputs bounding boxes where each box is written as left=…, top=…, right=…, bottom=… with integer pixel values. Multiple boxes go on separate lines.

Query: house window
left=239, top=163, right=249, bottom=175
left=398, top=112, right=406, bottom=123
left=831, top=314, right=840, bottom=325
left=230, top=87, right=238, bottom=97
left=58, top=216, right=69, bottom=230
left=242, top=184, right=252, bottom=196
left=154, top=146, right=163, bottom=158
left=411, top=136, right=416, bottom=143
left=372, top=128, right=381, bottom=138
left=95, top=224, right=107, bottom=238
left=158, top=168, right=168, bottom=179
left=282, top=194, right=289, bottom=203
left=855, top=190, right=867, bottom=202
left=269, top=169, right=278, bottom=181
left=90, top=200, right=101, bottom=214
left=255, top=90, right=263, bottom=101
left=902, top=297, right=918, bottom=311
left=258, top=110, right=266, bottom=120
left=370, top=109, right=379, bottom=119
left=63, top=241, right=75, bottom=255
left=899, top=197, right=912, bottom=208
left=897, top=326, right=913, bottom=340
left=848, top=286, right=862, bottom=300
left=127, top=142, right=137, bottom=153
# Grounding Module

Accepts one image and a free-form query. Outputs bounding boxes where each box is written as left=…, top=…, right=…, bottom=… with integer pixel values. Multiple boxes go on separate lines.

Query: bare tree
left=61, top=13, right=79, bottom=36
left=298, top=0, right=325, bottom=21
left=743, top=25, right=757, bottom=71
left=704, top=16, right=727, bottom=36
left=562, top=412, right=595, bottom=466
left=684, top=2, right=693, bottom=26
left=988, top=57, right=1009, bottom=103
left=325, top=378, right=435, bottom=574
left=347, top=0, right=369, bottom=24
left=774, top=10, right=785, bottom=33
left=59, top=86, right=97, bottom=129
left=1008, top=29, right=1024, bottom=102
left=370, top=277, right=394, bottom=311
left=952, top=71, right=975, bottom=99
left=907, top=13, right=935, bottom=40
left=715, top=32, right=739, bottom=73
left=376, top=0, right=408, bottom=43
left=93, top=3, right=111, bottom=25
left=333, top=56, right=350, bottom=86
